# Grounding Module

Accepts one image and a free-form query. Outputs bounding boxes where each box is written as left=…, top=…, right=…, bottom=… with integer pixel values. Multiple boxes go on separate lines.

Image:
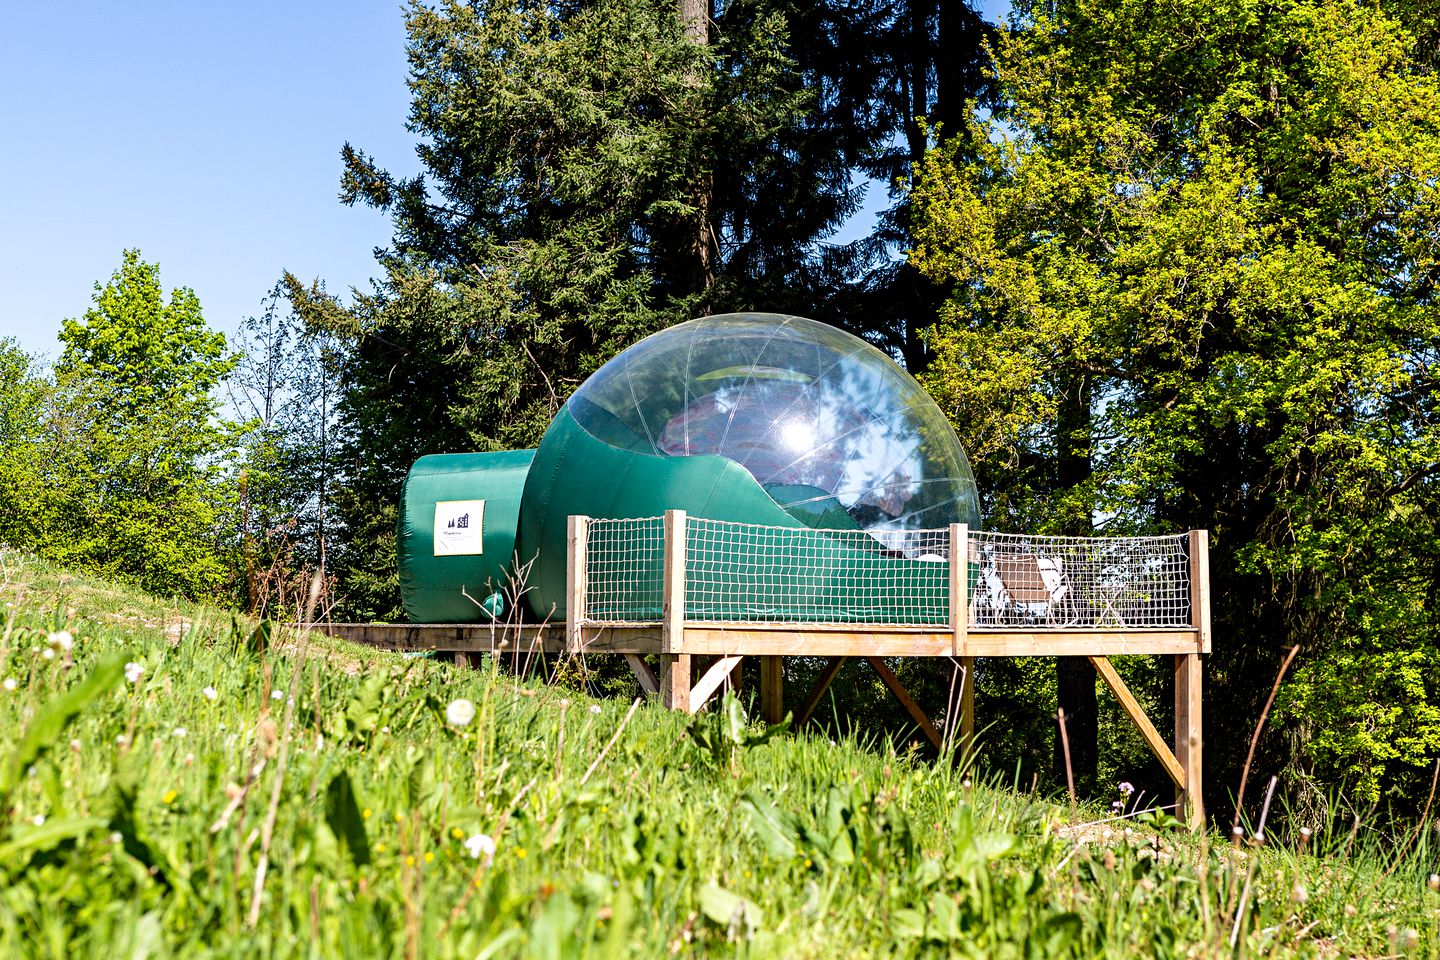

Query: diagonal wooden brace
left=624, top=653, right=659, bottom=696
left=866, top=656, right=944, bottom=752
left=687, top=655, right=744, bottom=714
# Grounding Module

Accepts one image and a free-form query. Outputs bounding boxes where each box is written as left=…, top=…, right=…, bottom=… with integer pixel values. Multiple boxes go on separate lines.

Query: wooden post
left=949, top=523, right=974, bottom=755
left=1178, top=529, right=1208, bottom=828
left=949, top=523, right=968, bottom=658
left=565, top=514, right=589, bottom=654
left=1189, top=529, right=1212, bottom=653
left=661, top=510, right=690, bottom=711
left=1176, top=651, right=1204, bottom=829
left=759, top=656, right=784, bottom=724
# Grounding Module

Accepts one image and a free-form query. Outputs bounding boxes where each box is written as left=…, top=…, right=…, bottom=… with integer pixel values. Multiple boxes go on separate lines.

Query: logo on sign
left=434, top=500, right=485, bottom=556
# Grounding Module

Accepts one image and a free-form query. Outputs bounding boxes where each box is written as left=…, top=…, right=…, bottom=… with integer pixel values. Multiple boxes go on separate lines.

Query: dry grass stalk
left=246, top=571, right=322, bottom=927
left=1233, top=645, right=1299, bottom=834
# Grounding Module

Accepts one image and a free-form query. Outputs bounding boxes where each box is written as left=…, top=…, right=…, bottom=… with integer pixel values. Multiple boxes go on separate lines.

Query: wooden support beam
left=662, top=510, right=686, bottom=656
left=624, top=653, right=659, bottom=697
left=865, top=656, right=944, bottom=752
left=1189, top=530, right=1212, bottom=653
left=759, top=656, right=784, bottom=724
left=679, top=626, right=1204, bottom=657
left=319, top=623, right=565, bottom=654
left=327, top=623, right=1204, bottom=659
left=565, top=514, right=589, bottom=652
left=1175, top=652, right=1204, bottom=829
left=950, top=523, right=968, bottom=658
left=1088, top=655, right=1185, bottom=789
left=797, top=656, right=848, bottom=728
left=661, top=654, right=691, bottom=712
left=688, top=655, right=743, bottom=714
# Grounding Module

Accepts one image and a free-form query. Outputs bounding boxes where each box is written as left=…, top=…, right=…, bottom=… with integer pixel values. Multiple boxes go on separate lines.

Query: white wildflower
left=172, top=727, right=187, bottom=739
left=201, top=686, right=218, bottom=701
left=69, top=739, right=81, bottom=753
left=41, top=648, right=55, bottom=661
left=32, top=814, right=45, bottom=826
left=47, top=630, right=74, bottom=653
left=1429, top=874, right=1439, bottom=892
left=2, top=678, right=15, bottom=692
left=124, top=662, right=145, bottom=684
left=589, top=705, right=602, bottom=715
left=271, top=689, right=284, bottom=701
left=446, top=698, right=476, bottom=728
left=465, top=832, right=496, bottom=862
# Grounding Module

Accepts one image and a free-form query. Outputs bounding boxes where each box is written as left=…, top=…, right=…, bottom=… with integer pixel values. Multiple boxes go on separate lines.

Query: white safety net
left=968, top=531, right=1192, bottom=629
left=583, top=517, right=665, bottom=624
left=684, top=519, right=953, bottom=625
left=580, top=516, right=1194, bottom=630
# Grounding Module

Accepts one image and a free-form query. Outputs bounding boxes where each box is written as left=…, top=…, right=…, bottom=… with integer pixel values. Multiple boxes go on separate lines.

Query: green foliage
left=0, top=549, right=1436, bottom=957
left=910, top=0, right=1440, bottom=807
left=0, top=253, right=242, bottom=603
left=686, top=692, right=790, bottom=774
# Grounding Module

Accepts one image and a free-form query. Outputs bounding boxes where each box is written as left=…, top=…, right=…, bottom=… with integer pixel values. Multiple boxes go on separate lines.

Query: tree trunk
left=665, top=0, right=716, bottom=304
left=679, top=0, right=707, bottom=44
left=1054, top=371, right=1098, bottom=792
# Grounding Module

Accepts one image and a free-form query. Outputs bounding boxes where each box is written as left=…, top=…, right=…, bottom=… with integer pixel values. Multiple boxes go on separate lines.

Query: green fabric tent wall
left=397, top=450, right=534, bottom=623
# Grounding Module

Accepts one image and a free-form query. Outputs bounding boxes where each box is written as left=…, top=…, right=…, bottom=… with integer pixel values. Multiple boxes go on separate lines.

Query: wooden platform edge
left=319, top=623, right=1203, bottom=658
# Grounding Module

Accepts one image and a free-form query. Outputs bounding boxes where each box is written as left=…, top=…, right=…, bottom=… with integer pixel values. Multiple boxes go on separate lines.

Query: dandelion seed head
left=589, top=705, right=601, bottom=715
left=1429, top=874, right=1439, bottom=892
left=31, top=814, right=44, bottom=827
left=202, top=686, right=218, bottom=701
left=41, top=648, right=55, bottom=661
left=69, top=739, right=81, bottom=753
left=2, top=678, right=15, bottom=692
left=465, top=833, right=496, bottom=862
left=47, top=630, right=74, bottom=653
left=446, top=698, right=476, bottom=727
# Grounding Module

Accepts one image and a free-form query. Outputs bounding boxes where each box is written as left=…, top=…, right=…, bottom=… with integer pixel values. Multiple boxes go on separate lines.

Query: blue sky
left=0, top=1, right=1010, bottom=360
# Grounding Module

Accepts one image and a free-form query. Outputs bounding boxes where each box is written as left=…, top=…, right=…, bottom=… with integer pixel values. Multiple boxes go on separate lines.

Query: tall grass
left=0, top=545, right=1436, bottom=958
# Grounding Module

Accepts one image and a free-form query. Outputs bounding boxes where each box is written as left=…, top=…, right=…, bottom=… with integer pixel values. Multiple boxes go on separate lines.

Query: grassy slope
left=0, top=546, right=1435, bottom=959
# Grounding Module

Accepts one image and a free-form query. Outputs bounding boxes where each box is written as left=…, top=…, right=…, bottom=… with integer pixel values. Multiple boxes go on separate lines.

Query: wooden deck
left=317, top=512, right=1211, bottom=829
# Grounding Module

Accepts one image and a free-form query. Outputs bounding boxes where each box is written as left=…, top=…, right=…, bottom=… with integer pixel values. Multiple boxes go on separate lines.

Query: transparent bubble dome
left=567, top=313, right=980, bottom=537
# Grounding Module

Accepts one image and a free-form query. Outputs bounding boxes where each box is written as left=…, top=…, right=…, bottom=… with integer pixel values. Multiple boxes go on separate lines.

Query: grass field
left=0, top=544, right=1436, bottom=958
